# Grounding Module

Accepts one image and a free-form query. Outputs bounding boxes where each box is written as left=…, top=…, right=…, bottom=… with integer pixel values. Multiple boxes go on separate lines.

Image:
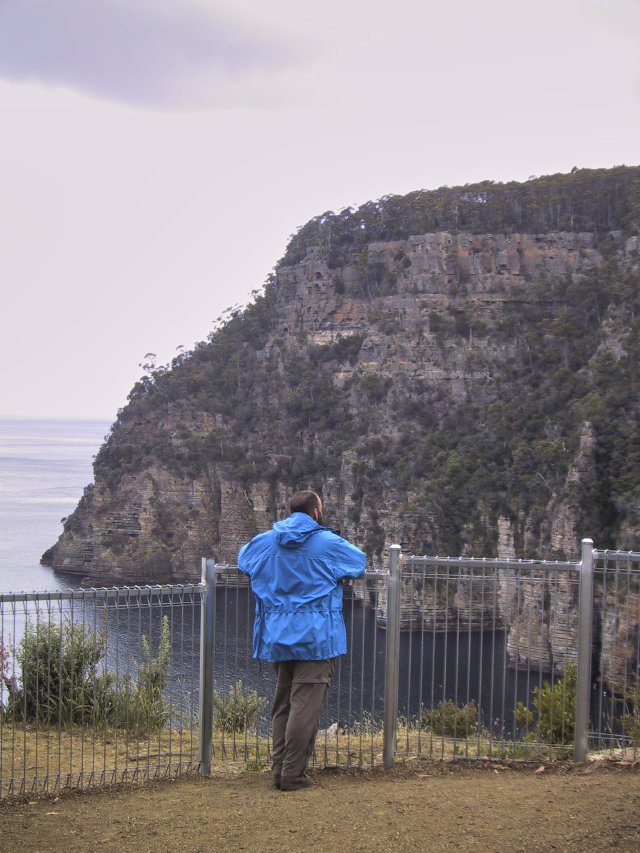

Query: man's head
left=289, top=490, right=324, bottom=525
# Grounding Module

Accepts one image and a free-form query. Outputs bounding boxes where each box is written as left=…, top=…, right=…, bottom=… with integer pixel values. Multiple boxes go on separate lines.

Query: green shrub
left=420, top=699, right=478, bottom=738
left=213, top=679, right=267, bottom=734
left=1, top=615, right=172, bottom=734
left=515, top=660, right=576, bottom=748
left=111, top=615, right=172, bottom=735
left=622, top=708, right=640, bottom=746
left=617, top=684, right=640, bottom=746
left=2, top=619, right=112, bottom=726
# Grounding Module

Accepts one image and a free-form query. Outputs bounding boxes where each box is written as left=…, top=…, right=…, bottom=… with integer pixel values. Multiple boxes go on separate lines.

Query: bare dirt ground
left=2, top=760, right=640, bottom=852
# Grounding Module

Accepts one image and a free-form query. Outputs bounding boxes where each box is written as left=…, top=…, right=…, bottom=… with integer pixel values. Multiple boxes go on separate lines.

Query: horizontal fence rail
left=2, top=540, right=640, bottom=798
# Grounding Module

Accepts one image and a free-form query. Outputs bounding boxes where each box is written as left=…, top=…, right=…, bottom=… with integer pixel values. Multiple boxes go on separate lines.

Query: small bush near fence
left=617, top=684, right=640, bottom=747
left=213, top=679, right=267, bottom=733
left=515, top=661, right=577, bottom=751
left=1, top=615, right=172, bottom=735
left=110, top=616, right=172, bottom=735
left=420, top=699, right=479, bottom=738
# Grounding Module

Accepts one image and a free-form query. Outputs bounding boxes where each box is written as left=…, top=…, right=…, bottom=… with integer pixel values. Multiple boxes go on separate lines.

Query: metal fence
left=2, top=540, right=640, bottom=798
left=198, top=561, right=390, bottom=775
left=0, top=585, right=201, bottom=797
left=386, top=545, right=588, bottom=764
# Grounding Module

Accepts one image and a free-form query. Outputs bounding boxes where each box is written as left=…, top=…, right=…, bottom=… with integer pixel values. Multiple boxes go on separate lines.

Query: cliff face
left=43, top=168, right=640, bottom=587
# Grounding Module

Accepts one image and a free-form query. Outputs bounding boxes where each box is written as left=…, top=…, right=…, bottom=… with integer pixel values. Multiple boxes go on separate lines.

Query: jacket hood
left=273, top=512, right=324, bottom=549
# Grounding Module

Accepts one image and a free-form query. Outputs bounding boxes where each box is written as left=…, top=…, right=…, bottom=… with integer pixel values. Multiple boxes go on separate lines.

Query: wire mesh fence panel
left=206, top=568, right=387, bottom=772
left=314, top=571, right=387, bottom=770
left=0, top=586, right=201, bottom=798
left=393, top=557, right=583, bottom=762
left=5, top=546, right=640, bottom=797
left=592, top=550, right=640, bottom=757
left=209, top=569, right=273, bottom=767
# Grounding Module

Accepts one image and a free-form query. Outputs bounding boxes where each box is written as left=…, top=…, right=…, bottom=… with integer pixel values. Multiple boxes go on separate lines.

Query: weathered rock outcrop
left=47, top=230, right=615, bottom=579
left=42, top=167, right=640, bottom=686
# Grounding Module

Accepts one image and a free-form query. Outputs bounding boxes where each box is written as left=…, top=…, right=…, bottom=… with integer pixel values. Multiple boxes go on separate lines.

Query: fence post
left=198, top=557, right=216, bottom=776
left=574, top=538, right=594, bottom=762
left=383, top=544, right=402, bottom=769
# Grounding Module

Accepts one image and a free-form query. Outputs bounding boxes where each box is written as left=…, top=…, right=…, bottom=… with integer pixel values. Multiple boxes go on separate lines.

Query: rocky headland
left=42, top=166, right=640, bottom=684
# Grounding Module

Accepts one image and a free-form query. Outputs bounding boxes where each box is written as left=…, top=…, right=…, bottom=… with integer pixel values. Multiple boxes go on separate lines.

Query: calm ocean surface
left=0, top=419, right=111, bottom=594
left=0, top=421, right=613, bottom=741
left=0, top=420, right=548, bottom=731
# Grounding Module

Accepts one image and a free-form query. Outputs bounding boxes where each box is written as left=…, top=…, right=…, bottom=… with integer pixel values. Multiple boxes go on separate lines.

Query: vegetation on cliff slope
left=282, top=165, right=640, bottom=267
left=51, top=167, right=640, bottom=569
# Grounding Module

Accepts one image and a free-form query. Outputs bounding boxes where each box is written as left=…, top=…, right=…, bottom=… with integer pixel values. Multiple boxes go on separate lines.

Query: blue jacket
left=238, top=512, right=366, bottom=662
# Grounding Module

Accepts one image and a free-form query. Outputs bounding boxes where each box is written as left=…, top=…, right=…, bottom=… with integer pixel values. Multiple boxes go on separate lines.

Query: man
left=238, top=490, right=366, bottom=791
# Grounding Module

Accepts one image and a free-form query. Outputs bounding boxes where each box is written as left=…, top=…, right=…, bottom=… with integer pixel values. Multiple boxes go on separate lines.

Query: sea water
left=0, top=419, right=110, bottom=593
left=0, top=419, right=539, bottom=733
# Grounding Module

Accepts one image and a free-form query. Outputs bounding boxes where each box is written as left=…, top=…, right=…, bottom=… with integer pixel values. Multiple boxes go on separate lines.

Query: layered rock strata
left=42, top=169, right=640, bottom=691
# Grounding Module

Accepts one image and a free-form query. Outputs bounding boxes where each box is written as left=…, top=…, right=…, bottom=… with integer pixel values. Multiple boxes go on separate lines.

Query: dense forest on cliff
left=282, top=166, right=640, bottom=265
left=44, top=166, right=640, bottom=582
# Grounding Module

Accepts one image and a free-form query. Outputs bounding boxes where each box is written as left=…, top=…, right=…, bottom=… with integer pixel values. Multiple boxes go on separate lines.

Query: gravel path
left=2, top=761, right=640, bottom=852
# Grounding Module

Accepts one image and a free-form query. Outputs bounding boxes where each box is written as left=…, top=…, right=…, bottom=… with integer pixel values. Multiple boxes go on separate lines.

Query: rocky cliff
left=40, top=166, right=640, bottom=690
left=42, top=167, right=640, bottom=587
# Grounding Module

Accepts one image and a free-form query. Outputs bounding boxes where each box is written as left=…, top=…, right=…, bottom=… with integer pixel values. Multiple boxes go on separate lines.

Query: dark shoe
left=273, top=774, right=281, bottom=789
left=280, top=774, right=313, bottom=792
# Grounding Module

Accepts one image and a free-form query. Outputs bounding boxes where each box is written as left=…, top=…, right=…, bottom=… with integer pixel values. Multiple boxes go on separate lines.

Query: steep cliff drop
left=42, top=166, right=640, bottom=586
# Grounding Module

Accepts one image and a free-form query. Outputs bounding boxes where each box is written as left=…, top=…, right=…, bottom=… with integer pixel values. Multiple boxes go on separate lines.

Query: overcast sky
left=1, top=0, right=638, bottom=421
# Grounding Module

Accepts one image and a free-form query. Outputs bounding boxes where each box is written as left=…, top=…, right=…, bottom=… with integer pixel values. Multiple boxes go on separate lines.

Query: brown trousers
left=271, top=658, right=335, bottom=782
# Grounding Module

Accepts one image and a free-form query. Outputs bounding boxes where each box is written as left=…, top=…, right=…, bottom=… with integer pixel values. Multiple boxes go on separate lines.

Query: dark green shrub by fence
left=1, top=615, right=171, bottom=734
left=420, top=699, right=478, bottom=738
left=213, top=679, right=267, bottom=734
left=515, top=660, right=577, bottom=750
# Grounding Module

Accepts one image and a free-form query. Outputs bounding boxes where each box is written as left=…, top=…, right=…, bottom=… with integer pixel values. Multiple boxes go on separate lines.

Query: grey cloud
left=0, top=0, right=300, bottom=107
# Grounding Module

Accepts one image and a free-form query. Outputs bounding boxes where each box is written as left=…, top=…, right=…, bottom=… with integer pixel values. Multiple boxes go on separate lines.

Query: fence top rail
left=0, top=583, right=202, bottom=605
left=594, top=549, right=640, bottom=564
left=212, top=563, right=386, bottom=579
left=8, top=547, right=639, bottom=602
left=402, top=555, right=580, bottom=572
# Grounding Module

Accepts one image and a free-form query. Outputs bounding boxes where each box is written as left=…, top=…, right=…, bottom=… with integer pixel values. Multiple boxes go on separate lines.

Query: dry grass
left=2, top=722, right=630, bottom=798
left=0, top=725, right=201, bottom=796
